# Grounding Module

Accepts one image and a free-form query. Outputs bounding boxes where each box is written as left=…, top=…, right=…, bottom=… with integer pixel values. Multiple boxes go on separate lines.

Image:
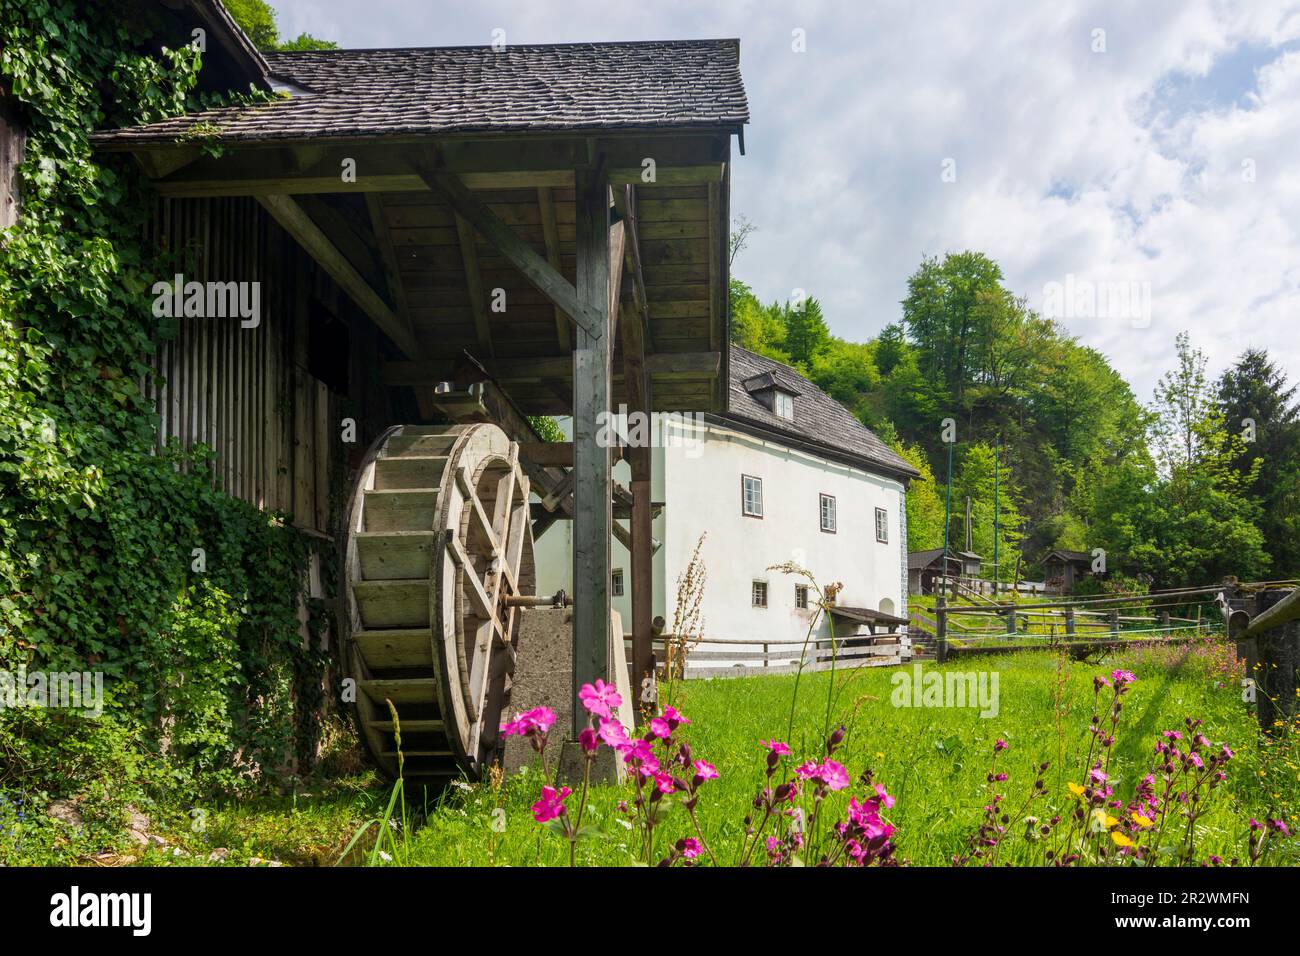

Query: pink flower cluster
left=751, top=727, right=898, bottom=867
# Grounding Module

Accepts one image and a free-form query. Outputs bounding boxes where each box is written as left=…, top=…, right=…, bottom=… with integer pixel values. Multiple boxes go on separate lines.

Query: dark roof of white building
left=720, top=346, right=919, bottom=480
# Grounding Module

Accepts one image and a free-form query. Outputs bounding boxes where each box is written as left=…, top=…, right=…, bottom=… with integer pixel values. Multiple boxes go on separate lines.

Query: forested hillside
left=730, top=251, right=1299, bottom=589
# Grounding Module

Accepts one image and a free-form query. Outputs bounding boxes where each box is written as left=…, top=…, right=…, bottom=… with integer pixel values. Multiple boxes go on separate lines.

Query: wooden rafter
left=454, top=214, right=494, bottom=357
left=619, top=185, right=654, bottom=353
left=536, top=187, right=571, bottom=352
left=257, top=193, right=423, bottom=359
left=416, top=164, right=603, bottom=339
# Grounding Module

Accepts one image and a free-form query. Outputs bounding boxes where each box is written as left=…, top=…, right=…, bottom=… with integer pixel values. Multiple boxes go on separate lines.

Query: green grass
left=18, top=642, right=1295, bottom=867
left=392, top=641, right=1300, bottom=866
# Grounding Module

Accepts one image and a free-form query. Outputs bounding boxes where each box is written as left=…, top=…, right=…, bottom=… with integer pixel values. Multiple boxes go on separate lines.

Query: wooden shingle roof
left=721, top=346, right=919, bottom=480
left=93, top=39, right=749, bottom=148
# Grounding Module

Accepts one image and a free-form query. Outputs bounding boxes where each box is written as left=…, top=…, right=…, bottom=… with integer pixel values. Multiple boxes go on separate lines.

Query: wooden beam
left=537, top=187, right=571, bottom=352
left=257, top=193, right=422, bottom=360
left=616, top=185, right=655, bottom=689
left=454, top=213, right=494, bottom=357
left=381, top=351, right=719, bottom=386
left=519, top=441, right=573, bottom=468
left=620, top=185, right=654, bottom=353
left=416, top=164, right=603, bottom=339
left=365, top=193, right=435, bottom=418
left=136, top=134, right=726, bottom=198
left=571, top=161, right=613, bottom=736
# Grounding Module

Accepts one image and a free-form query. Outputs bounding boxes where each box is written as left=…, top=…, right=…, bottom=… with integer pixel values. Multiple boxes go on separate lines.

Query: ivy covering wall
left=0, top=0, right=330, bottom=814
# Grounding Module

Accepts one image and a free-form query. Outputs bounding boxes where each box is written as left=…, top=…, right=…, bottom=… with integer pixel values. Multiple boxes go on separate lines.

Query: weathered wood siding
left=143, top=196, right=393, bottom=536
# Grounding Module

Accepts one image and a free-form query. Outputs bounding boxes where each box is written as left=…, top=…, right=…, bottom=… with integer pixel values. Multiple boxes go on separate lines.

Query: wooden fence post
left=1108, top=609, right=1120, bottom=639
left=1004, top=609, right=1017, bottom=639
left=935, top=595, right=948, bottom=663
left=1251, top=588, right=1300, bottom=736
left=1065, top=608, right=1076, bottom=638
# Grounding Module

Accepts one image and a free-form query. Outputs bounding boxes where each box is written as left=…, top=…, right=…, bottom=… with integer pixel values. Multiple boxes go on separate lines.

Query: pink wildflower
left=678, top=837, right=702, bottom=859
left=597, top=718, right=629, bottom=749
left=692, top=759, right=718, bottom=781
left=531, top=785, right=571, bottom=823
left=579, top=727, right=599, bottom=754
left=500, top=706, right=555, bottom=738
left=648, top=716, right=672, bottom=739
left=762, top=739, right=791, bottom=755
left=578, top=679, right=622, bottom=719
left=661, top=705, right=690, bottom=728
left=796, top=758, right=850, bottom=791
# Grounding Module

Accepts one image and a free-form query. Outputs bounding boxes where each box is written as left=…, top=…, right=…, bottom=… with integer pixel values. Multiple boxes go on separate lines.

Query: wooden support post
left=935, top=595, right=948, bottom=664
left=1004, top=609, right=1017, bottom=639
left=1160, top=609, right=1171, bottom=632
left=1065, top=608, right=1076, bottom=637
left=1108, top=609, right=1120, bottom=639
left=630, top=450, right=654, bottom=694
left=618, top=189, right=656, bottom=699
left=571, top=162, right=612, bottom=736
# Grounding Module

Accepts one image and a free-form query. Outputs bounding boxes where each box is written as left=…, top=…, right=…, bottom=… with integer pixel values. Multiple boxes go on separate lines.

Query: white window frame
left=752, top=580, right=768, bottom=608
left=875, top=507, right=889, bottom=544
left=773, top=390, right=795, bottom=420
left=742, top=474, right=764, bottom=517
left=795, top=584, right=809, bottom=609
left=612, top=568, right=624, bottom=597
left=820, top=493, right=837, bottom=533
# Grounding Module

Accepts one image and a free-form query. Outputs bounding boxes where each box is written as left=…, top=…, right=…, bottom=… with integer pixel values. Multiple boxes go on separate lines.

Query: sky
left=272, top=0, right=1300, bottom=401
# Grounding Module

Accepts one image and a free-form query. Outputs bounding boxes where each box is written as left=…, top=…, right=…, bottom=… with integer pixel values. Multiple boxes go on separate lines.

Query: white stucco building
left=535, top=345, right=918, bottom=652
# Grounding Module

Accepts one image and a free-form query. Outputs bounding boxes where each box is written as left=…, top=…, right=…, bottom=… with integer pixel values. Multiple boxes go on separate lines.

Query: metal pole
left=993, top=434, right=1000, bottom=595
left=943, top=439, right=953, bottom=597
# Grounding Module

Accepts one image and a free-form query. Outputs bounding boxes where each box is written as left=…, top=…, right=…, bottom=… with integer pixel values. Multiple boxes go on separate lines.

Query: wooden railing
left=625, top=630, right=913, bottom=679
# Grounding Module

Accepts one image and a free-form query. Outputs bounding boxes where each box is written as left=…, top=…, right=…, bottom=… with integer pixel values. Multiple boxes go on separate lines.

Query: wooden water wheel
left=343, top=422, right=536, bottom=785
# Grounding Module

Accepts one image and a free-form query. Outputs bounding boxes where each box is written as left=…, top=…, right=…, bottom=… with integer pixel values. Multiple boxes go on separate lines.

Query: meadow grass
left=394, top=641, right=1300, bottom=866
left=21, top=641, right=1293, bottom=867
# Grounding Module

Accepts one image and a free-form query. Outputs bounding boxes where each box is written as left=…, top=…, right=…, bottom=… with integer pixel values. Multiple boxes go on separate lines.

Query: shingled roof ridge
left=261, top=37, right=741, bottom=57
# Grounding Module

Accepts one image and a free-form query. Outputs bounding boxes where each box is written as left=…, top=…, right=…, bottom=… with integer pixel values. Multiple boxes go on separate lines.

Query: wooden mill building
left=87, top=0, right=748, bottom=740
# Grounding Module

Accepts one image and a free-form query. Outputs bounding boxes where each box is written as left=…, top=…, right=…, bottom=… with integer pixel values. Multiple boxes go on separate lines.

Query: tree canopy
left=730, top=243, right=1298, bottom=588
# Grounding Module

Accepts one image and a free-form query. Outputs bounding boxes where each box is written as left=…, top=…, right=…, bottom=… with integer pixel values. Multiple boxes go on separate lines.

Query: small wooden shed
left=1042, top=549, right=1095, bottom=595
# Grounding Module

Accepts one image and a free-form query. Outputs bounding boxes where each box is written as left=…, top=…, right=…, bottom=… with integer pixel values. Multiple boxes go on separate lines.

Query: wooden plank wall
left=142, top=195, right=388, bottom=538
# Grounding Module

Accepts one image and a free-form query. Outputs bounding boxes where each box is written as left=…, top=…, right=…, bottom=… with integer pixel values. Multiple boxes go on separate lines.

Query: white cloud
left=272, top=0, right=1300, bottom=398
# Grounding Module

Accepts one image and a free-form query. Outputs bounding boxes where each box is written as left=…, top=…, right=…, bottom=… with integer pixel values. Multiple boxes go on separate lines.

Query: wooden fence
left=628, top=630, right=913, bottom=679
left=909, top=585, right=1228, bottom=662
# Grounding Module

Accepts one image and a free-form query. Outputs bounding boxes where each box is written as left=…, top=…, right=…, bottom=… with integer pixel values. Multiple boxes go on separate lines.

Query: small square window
left=612, top=568, right=625, bottom=597
left=752, top=580, right=768, bottom=608
left=820, top=494, right=836, bottom=533
left=875, top=507, right=889, bottom=543
left=742, top=474, right=764, bottom=517
left=774, top=390, right=795, bottom=420
left=795, top=584, right=809, bottom=609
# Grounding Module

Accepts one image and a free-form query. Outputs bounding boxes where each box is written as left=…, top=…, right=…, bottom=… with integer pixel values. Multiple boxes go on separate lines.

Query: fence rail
left=628, top=630, right=912, bottom=680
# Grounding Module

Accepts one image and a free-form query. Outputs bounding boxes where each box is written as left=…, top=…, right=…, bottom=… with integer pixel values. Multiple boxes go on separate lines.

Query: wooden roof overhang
left=98, top=126, right=737, bottom=416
